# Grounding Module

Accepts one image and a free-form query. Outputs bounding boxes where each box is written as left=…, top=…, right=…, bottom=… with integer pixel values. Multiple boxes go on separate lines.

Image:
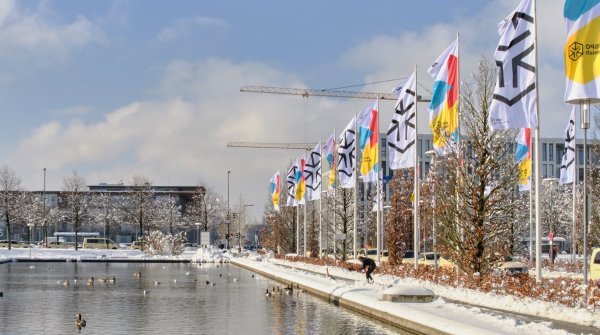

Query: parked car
left=0, top=240, right=25, bottom=248
left=407, top=252, right=455, bottom=268
left=591, top=248, right=600, bottom=281
left=82, top=238, right=119, bottom=249
left=129, top=240, right=145, bottom=250
left=46, top=241, right=70, bottom=249
left=358, top=248, right=389, bottom=263
left=497, top=256, right=529, bottom=275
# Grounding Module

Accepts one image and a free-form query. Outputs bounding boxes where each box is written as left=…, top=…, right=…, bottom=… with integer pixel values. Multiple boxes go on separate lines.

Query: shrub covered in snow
left=144, top=231, right=186, bottom=256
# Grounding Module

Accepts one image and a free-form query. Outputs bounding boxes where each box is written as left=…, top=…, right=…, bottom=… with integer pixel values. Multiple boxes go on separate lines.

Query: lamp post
left=242, top=204, right=253, bottom=252
left=227, top=171, right=231, bottom=250
left=425, top=150, right=438, bottom=270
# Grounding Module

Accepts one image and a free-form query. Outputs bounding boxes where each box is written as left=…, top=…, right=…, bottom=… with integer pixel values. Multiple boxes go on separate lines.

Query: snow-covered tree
left=154, top=195, right=183, bottom=235
left=0, top=164, right=24, bottom=249
left=61, top=172, right=90, bottom=251
left=434, top=59, right=521, bottom=280
left=185, top=185, right=222, bottom=233
left=124, top=175, right=155, bottom=251
left=89, top=192, right=127, bottom=246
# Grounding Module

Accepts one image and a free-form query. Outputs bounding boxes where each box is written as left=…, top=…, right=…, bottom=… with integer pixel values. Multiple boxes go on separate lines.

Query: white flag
left=372, top=173, right=384, bottom=212
left=489, top=0, right=537, bottom=130
left=338, top=117, right=356, bottom=188
left=286, top=158, right=298, bottom=206
left=304, top=142, right=322, bottom=201
left=560, top=107, right=576, bottom=185
left=387, top=71, right=417, bottom=170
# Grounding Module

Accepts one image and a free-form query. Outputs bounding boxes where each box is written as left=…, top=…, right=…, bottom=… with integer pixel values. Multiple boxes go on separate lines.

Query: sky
left=0, top=0, right=581, bottom=221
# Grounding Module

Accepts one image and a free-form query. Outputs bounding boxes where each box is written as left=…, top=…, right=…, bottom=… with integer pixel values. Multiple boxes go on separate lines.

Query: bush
left=144, top=231, right=187, bottom=256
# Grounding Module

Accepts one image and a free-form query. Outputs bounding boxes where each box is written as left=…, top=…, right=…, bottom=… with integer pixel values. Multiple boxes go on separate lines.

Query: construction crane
left=240, top=85, right=431, bottom=102
left=227, top=142, right=315, bottom=150
left=229, top=84, right=430, bottom=150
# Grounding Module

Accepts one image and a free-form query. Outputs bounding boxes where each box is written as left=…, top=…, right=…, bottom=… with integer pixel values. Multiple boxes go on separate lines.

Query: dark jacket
left=360, top=257, right=376, bottom=271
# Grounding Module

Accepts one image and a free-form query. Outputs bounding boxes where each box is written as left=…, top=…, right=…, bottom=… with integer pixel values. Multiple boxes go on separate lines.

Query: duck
left=109, top=276, right=116, bottom=284
left=185, top=271, right=190, bottom=276
left=211, top=283, right=216, bottom=287
left=206, top=281, right=210, bottom=285
left=63, top=280, right=70, bottom=287
left=75, top=313, right=86, bottom=328
left=86, top=277, right=94, bottom=287
left=143, top=290, right=149, bottom=295
left=233, top=278, right=238, bottom=282
left=133, top=271, right=142, bottom=278
left=265, top=289, right=272, bottom=297
left=251, top=274, right=255, bottom=278
left=0, top=291, right=4, bottom=297
left=154, top=281, right=160, bottom=286
left=173, top=279, right=177, bottom=284
left=98, top=276, right=107, bottom=283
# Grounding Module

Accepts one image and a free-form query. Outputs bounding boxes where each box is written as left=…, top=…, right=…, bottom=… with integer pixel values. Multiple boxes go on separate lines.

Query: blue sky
left=0, top=0, right=575, bottom=219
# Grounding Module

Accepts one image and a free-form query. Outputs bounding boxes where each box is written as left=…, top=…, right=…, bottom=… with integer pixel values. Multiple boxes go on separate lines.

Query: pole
left=581, top=100, right=590, bottom=287
left=296, top=206, right=300, bottom=255
left=353, top=112, right=358, bottom=260
left=319, top=139, right=323, bottom=258
left=227, top=171, right=230, bottom=250
left=43, top=168, right=47, bottom=248
left=413, top=67, right=420, bottom=268
left=533, top=0, right=542, bottom=282
left=303, top=203, right=307, bottom=256
left=572, top=107, right=577, bottom=264
left=376, top=97, right=381, bottom=264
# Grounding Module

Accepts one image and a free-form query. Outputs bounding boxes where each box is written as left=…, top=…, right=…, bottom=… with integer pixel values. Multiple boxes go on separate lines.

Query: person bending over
left=358, top=255, right=376, bottom=283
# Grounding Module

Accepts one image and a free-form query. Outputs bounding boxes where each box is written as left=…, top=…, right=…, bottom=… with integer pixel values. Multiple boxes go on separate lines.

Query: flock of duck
left=265, top=282, right=305, bottom=297
left=60, top=275, right=117, bottom=288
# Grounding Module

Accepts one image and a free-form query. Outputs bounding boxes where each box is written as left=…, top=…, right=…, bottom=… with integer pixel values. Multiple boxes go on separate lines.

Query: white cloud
left=0, top=0, right=106, bottom=62
left=339, top=0, right=571, bottom=136
left=7, top=59, right=367, bottom=220
left=157, top=16, right=228, bottom=42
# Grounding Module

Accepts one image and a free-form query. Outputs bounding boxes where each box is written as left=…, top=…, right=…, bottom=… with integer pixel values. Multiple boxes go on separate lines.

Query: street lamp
left=227, top=171, right=231, bottom=250
left=241, top=204, right=253, bottom=252
left=425, top=150, right=438, bottom=270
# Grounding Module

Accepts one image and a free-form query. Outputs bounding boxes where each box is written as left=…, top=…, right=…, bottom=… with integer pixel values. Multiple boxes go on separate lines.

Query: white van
left=82, top=238, right=119, bottom=249
left=591, top=248, right=600, bottom=281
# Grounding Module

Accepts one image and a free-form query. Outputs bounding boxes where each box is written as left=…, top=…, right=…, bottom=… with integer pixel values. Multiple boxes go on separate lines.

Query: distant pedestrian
left=551, top=245, right=558, bottom=263
left=358, top=255, right=376, bottom=283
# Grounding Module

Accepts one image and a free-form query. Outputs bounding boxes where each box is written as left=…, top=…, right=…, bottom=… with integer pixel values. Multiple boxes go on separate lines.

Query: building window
left=542, top=164, right=547, bottom=178
left=549, top=143, right=554, bottom=162
left=542, top=143, right=547, bottom=161
left=556, top=144, right=564, bottom=164
left=578, top=147, right=584, bottom=163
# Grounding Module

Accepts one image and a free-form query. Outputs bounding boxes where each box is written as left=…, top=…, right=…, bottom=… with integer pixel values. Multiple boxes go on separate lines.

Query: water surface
left=0, top=262, right=405, bottom=335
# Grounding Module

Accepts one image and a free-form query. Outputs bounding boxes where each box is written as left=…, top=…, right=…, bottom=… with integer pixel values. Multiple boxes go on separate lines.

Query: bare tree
left=186, top=185, right=222, bottom=233
left=0, top=165, right=24, bottom=249
left=125, top=175, right=155, bottom=251
left=155, top=195, right=183, bottom=235
left=434, top=58, right=521, bottom=280
left=61, top=172, right=90, bottom=251
left=385, top=170, right=415, bottom=265
left=89, top=192, right=126, bottom=248
left=335, top=188, right=354, bottom=261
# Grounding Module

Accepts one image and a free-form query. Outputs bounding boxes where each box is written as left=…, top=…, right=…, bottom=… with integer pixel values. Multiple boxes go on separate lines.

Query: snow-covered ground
left=1, top=247, right=597, bottom=334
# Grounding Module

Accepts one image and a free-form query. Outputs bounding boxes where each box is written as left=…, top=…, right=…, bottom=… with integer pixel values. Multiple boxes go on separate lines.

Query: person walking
left=358, top=255, right=377, bottom=283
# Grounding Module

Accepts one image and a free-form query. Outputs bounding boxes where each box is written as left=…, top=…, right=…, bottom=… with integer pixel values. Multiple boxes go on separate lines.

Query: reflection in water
left=0, top=262, right=405, bottom=335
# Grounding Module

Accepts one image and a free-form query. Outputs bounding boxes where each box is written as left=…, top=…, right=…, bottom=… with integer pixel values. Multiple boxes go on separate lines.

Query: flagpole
left=333, top=128, right=337, bottom=257
left=572, top=108, right=577, bottom=264
left=376, top=97, right=381, bottom=264
left=529, top=159, right=534, bottom=263
left=413, top=65, right=420, bottom=268
left=303, top=202, right=307, bottom=256
left=319, top=137, right=323, bottom=258
left=353, top=113, right=358, bottom=260
left=533, top=0, right=542, bottom=282
left=296, top=206, right=300, bottom=255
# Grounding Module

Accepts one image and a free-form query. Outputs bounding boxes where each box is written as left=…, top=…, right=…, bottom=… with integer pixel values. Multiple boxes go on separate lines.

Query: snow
left=1, top=247, right=598, bottom=334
